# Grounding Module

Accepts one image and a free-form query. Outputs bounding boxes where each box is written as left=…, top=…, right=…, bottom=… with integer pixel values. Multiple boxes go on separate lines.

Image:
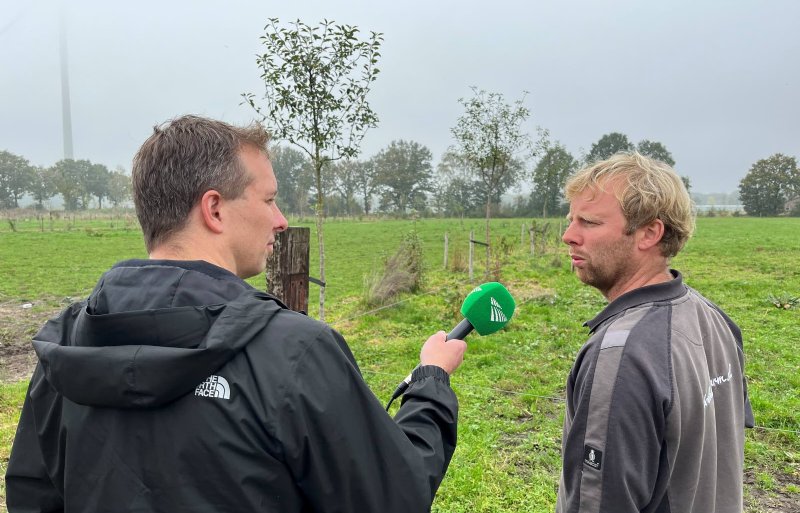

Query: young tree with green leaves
left=243, top=18, right=382, bottom=320
left=450, top=88, right=536, bottom=275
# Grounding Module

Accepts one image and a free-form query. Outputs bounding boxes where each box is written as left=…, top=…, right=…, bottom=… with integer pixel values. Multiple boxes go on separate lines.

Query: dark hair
left=131, top=115, right=270, bottom=251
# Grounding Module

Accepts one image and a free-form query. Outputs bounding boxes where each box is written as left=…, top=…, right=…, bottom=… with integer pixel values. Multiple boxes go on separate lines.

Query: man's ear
left=637, top=218, right=665, bottom=251
left=199, top=189, right=224, bottom=234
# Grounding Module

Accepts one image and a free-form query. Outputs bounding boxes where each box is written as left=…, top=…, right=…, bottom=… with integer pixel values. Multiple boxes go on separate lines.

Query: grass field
left=0, top=213, right=798, bottom=511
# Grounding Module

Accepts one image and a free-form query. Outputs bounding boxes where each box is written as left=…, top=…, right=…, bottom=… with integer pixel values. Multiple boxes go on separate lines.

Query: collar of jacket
left=112, top=258, right=252, bottom=287
left=585, top=269, right=687, bottom=333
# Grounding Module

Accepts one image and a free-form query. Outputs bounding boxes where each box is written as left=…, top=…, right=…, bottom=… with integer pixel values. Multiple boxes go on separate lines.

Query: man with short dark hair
left=556, top=153, right=754, bottom=513
left=6, top=115, right=467, bottom=512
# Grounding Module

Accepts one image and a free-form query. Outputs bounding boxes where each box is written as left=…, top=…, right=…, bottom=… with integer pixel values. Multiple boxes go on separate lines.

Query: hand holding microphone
left=420, top=331, right=466, bottom=375
left=386, top=282, right=516, bottom=410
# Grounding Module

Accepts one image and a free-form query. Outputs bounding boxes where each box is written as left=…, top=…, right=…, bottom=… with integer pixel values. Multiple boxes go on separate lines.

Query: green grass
left=0, top=215, right=798, bottom=511
left=0, top=382, right=28, bottom=503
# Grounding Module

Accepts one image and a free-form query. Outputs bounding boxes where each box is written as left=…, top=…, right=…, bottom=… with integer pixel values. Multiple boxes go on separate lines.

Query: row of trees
left=738, top=154, right=799, bottom=217
left=1, top=129, right=685, bottom=219
left=269, top=130, right=682, bottom=220
left=0, top=151, right=131, bottom=210
left=241, top=19, right=701, bottom=318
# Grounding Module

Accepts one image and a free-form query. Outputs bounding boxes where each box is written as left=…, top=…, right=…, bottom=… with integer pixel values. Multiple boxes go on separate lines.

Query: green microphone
left=447, top=282, right=516, bottom=340
left=386, top=282, right=516, bottom=410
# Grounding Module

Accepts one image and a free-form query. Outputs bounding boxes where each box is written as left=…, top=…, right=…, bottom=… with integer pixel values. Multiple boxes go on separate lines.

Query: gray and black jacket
left=557, top=271, right=754, bottom=513
left=6, top=260, right=458, bottom=513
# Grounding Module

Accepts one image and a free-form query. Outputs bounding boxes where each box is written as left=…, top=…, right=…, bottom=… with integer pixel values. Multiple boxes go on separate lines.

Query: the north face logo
left=195, top=375, right=230, bottom=400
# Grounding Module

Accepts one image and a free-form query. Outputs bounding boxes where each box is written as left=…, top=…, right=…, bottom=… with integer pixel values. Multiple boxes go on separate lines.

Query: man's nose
left=274, top=205, right=288, bottom=232
left=562, top=221, right=578, bottom=246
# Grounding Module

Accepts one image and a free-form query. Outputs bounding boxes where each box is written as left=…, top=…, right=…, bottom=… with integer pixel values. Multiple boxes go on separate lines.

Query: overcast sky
left=1, top=0, right=798, bottom=194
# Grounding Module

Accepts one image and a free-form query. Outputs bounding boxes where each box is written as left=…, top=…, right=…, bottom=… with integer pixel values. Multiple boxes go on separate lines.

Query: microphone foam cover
left=460, top=282, right=516, bottom=336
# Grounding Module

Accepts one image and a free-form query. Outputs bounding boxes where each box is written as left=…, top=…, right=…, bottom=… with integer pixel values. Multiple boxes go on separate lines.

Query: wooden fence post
left=540, top=222, right=551, bottom=255
left=468, top=229, right=474, bottom=281
left=266, top=227, right=310, bottom=313
left=443, top=231, right=449, bottom=269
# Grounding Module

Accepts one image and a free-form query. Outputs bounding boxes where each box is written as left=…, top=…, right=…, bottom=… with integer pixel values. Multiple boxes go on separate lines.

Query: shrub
left=363, top=230, right=425, bottom=306
left=450, top=246, right=467, bottom=272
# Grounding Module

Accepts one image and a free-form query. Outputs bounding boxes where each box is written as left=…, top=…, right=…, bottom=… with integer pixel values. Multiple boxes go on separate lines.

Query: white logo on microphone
left=490, top=297, right=507, bottom=322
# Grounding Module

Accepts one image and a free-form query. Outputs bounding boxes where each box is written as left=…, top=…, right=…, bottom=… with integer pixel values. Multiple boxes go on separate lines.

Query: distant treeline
left=3, top=140, right=798, bottom=218
left=0, top=151, right=130, bottom=210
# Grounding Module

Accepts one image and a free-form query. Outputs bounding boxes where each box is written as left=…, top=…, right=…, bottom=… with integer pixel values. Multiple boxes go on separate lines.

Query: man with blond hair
left=556, top=152, right=754, bottom=513
left=6, top=115, right=467, bottom=512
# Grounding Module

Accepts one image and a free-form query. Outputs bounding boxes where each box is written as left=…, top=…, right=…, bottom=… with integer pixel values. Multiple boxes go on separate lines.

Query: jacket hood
left=31, top=261, right=285, bottom=408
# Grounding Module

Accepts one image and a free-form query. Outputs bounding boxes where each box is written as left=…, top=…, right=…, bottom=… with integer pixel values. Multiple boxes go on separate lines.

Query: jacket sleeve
left=557, top=328, right=670, bottom=513
left=717, top=308, right=755, bottom=428
left=278, top=326, right=457, bottom=513
left=5, top=369, right=64, bottom=513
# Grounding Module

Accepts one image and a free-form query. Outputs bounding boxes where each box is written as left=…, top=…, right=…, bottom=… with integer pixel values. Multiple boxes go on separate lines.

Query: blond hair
left=565, top=152, right=695, bottom=257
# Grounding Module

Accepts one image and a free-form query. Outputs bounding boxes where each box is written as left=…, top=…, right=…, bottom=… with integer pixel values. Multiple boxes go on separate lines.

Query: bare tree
left=450, top=88, right=538, bottom=274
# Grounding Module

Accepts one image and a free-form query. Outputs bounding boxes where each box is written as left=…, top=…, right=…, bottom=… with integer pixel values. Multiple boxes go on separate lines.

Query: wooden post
left=443, top=231, right=449, bottom=269
left=530, top=227, right=535, bottom=257
left=266, top=227, right=310, bottom=313
left=468, top=229, right=474, bottom=281
left=520, top=223, right=525, bottom=247
left=540, top=222, right=551, bottom=255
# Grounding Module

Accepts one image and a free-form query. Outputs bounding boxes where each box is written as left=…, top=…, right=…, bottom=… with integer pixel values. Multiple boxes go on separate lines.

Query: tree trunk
left=314, top=160, right=326, bottom=322
left=485, top=196, right=491, bottom=278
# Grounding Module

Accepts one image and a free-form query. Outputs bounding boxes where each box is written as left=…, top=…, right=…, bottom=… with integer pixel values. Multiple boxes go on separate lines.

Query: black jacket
left=6, top=260, right=458, bottom=513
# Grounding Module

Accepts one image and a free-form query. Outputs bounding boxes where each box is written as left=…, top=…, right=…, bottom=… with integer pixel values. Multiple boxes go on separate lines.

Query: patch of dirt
left=0, top=301, right=64, bottom=383
left=745, top=469, right=800, bottom=513
left=504, top=281, right=555, bottom=305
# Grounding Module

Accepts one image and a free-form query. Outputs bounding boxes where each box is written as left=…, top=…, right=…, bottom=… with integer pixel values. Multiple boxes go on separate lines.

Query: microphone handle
left=387, top=318, right=474, bottom=411
left=447, top=318, right=474, bottom=340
